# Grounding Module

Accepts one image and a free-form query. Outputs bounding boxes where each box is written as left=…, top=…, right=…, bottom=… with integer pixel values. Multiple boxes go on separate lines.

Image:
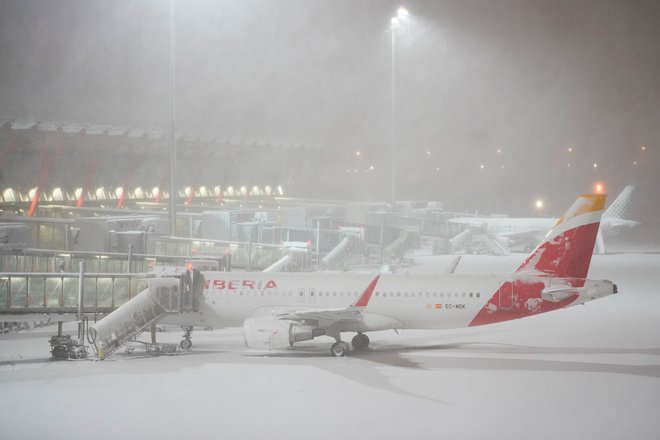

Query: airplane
left=107, top=192, right=615, bottom=358
left=595, top=185, right=640, bottom=252
left=448, top=185, right=638, bottom=254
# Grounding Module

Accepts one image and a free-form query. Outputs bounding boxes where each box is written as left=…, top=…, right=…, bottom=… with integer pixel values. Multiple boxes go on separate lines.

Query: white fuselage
left=450, top=215, right=634, bottom=239
left=166, top=271, right=612, bottom=332
left=449, top=217, right=557, bottom=237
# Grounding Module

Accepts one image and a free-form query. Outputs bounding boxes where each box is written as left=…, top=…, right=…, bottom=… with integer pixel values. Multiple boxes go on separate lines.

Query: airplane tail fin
left=603, top=185, right=635, bottom=219
left=515, top=194, right=606, bottom=279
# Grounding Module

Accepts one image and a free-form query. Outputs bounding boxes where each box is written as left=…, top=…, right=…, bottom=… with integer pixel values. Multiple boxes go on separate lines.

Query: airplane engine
left=243, top=317, right=314, bottom=350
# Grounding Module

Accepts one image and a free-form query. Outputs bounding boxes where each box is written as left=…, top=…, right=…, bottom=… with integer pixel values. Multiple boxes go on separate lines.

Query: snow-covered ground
left=1, top=253, right=659, bottom=440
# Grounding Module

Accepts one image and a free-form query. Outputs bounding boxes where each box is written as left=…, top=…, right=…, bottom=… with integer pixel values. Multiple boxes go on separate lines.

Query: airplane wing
left=276, top=308, right=363, bottom=322
left=276, top=275, right=380, bottom=324
left=243, top=274, right=403, bottom=353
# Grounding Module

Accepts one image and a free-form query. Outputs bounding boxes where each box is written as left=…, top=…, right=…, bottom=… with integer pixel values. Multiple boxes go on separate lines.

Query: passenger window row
left=229, top=291, right=360, bottom=297
left=221, top=290, right=481, bottom=299
left=374, top=291, right=480, bottom=298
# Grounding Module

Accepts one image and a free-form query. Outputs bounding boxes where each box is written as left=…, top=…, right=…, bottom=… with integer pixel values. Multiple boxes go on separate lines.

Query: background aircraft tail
left=597, top=185, right=639, bottom=252
left=603, top=185, right=635, bottom=220
left=515, top=194, right=606, bottom=279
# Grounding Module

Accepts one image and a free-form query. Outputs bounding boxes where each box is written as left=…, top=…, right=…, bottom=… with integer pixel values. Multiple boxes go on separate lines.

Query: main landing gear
left=351, top=333, right=370, bottom=351
left=330, top=332, right=371, bottom=357
left=180, top=326, right=193, bottom=350
left=331, top=341, right=351, bottom=357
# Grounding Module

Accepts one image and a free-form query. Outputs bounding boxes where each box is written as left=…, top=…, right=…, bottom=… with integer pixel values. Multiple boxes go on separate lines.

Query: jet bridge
left=0, top=268, right=204, bottom=360
left=0, top=272, right=148, bottom=321
left=321, top=235, right=363, bottom=270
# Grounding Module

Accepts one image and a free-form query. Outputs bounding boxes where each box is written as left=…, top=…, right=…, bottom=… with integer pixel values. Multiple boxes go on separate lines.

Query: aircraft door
left=499, top=280, right=513, bottom=310
left=192, top=269, right=205, bottom=312
left=297, top=288, right=305, bottom=303
left=309, top=288, right=316, bottom=303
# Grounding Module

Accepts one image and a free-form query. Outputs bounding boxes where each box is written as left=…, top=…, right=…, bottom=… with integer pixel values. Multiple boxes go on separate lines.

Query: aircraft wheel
left=180, top=339, right=192, bottom=350
left=352, top=333, right=370, bottom=351
left=331, top=342, right=347, bottom=357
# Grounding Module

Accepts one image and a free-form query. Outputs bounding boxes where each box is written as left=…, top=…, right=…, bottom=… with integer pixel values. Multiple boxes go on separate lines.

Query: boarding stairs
left=450, top=227, right=511, bottom=256
left=472, top=234, right=511, bottom=256
left=89, top=270, right=201, bottom=360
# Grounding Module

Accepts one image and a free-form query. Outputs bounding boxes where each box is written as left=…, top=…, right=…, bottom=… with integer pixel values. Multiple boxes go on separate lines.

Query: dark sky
left=0, top=0, right=659, bottom=216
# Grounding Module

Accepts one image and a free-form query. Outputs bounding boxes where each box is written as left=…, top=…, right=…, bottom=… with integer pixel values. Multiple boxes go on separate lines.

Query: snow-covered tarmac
left=1, top=253, right=659, bottom=440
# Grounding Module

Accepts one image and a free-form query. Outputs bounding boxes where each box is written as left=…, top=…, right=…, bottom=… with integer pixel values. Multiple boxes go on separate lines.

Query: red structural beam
left=116, top=162, right=139, bottom=209
left=77, top=149, right=98, bottom=208
left=28, top=139, right=64, bottom=217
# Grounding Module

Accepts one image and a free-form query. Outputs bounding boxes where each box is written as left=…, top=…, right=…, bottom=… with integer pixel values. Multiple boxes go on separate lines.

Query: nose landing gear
left=180, top=326, right=193, bottom=350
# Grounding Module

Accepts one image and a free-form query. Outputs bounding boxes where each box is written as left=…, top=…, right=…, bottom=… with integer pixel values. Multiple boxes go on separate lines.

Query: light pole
left=390, top=7, right=409, bottom=204
left=168, top=0, right=177, bottom=236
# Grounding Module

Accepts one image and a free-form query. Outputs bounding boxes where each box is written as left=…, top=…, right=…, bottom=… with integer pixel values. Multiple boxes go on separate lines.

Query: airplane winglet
left=352, top=275, right=380, bottom=308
